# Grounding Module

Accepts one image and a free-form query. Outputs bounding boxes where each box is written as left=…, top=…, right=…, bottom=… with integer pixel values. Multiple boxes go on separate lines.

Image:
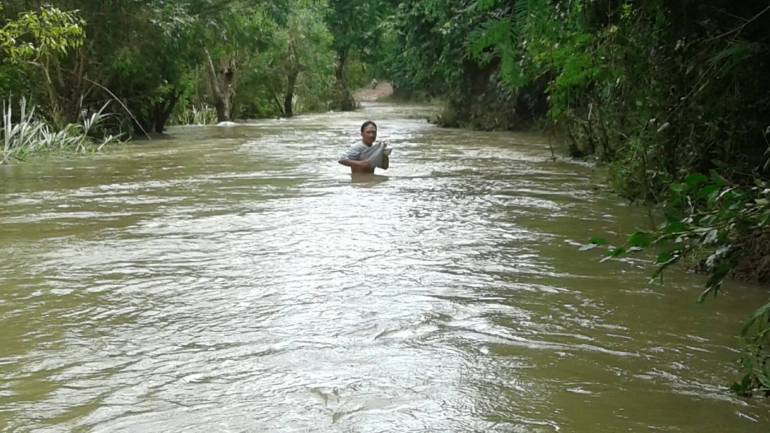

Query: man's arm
left=339, top=159, right=370, bottom=169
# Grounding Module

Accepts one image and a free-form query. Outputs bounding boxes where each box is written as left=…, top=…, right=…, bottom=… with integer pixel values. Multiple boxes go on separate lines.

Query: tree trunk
left=284, top=69, right=299, bottom=117
left=40, top=56, right=65, bottom=128
left=204, top=49, right=235, bottom=122
left=150, top=88, right=181, bottom=133
left=333, top=49, right=355, bottom=111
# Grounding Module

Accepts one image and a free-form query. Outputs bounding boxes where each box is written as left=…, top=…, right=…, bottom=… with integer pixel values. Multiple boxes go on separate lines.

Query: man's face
left=362, top=125, right=377, bottom=145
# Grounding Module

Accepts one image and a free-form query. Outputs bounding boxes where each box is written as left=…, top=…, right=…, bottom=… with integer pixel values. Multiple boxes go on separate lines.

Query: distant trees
left=1, top=1, right=203, bottom=134
left=266, top=1, right=334, bottom=117
left=195, top=1, right=272, bottom=122
left=325, top=0, right=387, bottom=110
left=0, top=0, right=367, bottom=133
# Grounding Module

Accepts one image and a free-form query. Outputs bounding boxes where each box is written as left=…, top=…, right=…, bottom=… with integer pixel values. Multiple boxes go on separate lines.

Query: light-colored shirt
left=339, top=142, right=370, bottom=162
left=339, top=141, right=391, bottom=169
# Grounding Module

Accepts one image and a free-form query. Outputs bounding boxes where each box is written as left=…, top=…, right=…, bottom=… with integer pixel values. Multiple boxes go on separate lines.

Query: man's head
left=360, top=120, right=377, bottom=145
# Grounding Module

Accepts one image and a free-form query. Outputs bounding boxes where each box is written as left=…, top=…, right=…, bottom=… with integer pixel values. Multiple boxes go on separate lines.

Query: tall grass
left=1, top=98, right=121, bottom=163
left=172, top=103, right=217, bottom=126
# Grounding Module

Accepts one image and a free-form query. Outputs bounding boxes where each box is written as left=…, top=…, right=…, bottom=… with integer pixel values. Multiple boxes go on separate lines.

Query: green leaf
left=589, top=237, right=607, bottom=245
left=651, top=251, right=680, bottom=279
left=628, top=231, right=653, bottom=248
left=685, top=173, right=708, bottom=190
left=698, top=184, right=720, bottom=201
left=699, top=263, right=730, bottom=302
left=663, top=220, right=686, bottom=233
left=741, top=302, right=770, bottom=337
left=656, top=251, right=672, bottom=264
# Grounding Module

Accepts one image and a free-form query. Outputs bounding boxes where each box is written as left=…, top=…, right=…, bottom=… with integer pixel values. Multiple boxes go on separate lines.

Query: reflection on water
left=0, top=102, right=769, bottom=432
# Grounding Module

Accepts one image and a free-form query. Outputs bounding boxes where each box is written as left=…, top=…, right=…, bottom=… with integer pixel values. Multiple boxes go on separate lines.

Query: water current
left=1, top=102, right=768, bottom=432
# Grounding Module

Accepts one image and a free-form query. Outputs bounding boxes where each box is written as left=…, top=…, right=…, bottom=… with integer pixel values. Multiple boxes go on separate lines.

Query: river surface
left=1, top=102, right=769, bottom=432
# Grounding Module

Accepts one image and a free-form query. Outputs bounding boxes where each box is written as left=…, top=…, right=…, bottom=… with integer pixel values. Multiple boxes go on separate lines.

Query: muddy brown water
left=1, top=102, right=768, bottom=432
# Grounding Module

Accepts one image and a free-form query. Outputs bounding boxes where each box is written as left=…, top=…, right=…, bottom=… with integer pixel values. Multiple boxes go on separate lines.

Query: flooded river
left=1, top=102, right=768, bottom=432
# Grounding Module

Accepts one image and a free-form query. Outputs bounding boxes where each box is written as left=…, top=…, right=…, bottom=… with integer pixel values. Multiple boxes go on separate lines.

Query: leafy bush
left=590, top=173, right=770, bottom=395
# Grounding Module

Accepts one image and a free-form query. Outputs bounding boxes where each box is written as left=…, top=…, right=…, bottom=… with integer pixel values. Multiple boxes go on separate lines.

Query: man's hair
left=360, top=120, right=377, bottom=133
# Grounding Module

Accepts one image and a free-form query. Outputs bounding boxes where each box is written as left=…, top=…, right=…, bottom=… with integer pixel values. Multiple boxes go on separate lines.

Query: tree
left=2, top=1, right=204, bottom=134
left=198, top=1, right=271, bottom=122
left=0, top=5, right=84, bottom=127
left=325, top=0, right=386, bottom=110
left=263, top=2, right=334, bottom=117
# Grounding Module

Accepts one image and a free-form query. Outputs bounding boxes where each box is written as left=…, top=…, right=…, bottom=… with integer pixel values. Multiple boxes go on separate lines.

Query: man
left=338, top=120, right=390, bottom=174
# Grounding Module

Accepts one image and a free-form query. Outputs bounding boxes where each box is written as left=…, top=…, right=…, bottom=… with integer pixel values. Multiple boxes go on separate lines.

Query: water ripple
left=1, top=103, right=768, bottom=432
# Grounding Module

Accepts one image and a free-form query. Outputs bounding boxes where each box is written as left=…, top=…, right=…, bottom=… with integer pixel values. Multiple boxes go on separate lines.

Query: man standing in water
left=338, top=120, right=390, bottom=173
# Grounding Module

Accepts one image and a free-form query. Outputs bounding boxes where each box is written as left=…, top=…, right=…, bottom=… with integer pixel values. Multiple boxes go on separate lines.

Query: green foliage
left=345, top=59, right=376, bottom=94
left=0, top=1, right=208, bottom=133
left=169, top=0, right=336, bottom=120
left=734, top=302, right=770, bottom=396
left=260, top=2, right=335, bottom=116
left=382, top=0, right=481, bottom=98
left=588, top=174, right=770, bottom=395
left=94, top=1, right=204, bottom=132
left=0, top=5, right=84, bottom=62
left=390, top=0, right=770, bottom=184
left=0, top=5, right=85, bottom=125
left=325, top=0, right=389, bottom=110
left=2, top=98, right=120, bottom=163
left=607, top=174, right=769, bottom=296
left=1, top=0, right=344, bottom=131
left=326, top=0, right=387, bottom=59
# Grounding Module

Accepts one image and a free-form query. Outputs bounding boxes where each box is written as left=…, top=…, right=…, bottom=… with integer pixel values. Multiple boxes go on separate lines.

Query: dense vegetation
left=2, top=0, right=768, bottom=395
left=0, top=0, right=381, bottom=144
